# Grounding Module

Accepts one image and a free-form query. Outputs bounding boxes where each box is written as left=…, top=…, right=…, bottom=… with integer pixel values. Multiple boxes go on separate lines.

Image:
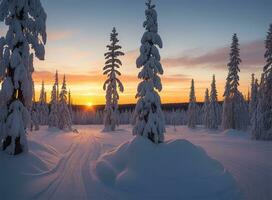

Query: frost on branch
left=133, top=0, right=165, bottom=143
left=251, top=24, right=272, bottom=140
left=103, top=27, right=124, bottom=132
left=222, top=34, right=248, bottom=131
left=58, top=75, right=72, bottom=130
left=0, top=0, right=47, bottom=155
left=187, top=79, right=197, bottom=129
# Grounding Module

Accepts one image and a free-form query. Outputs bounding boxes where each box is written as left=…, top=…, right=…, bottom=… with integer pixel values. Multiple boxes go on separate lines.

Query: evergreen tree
left=0, top=0, right=46, bottom=155
left=249, top=74, right=258, bottom=124
left=187, top=79, right=197, bottom=128
left=37, top=81, right=49, bottom=125
left=202, top=88, right=210, bottom=128
left=68, top=89, right=73, bottom=121
left=48, top=84, right=59, bottom=128
left=252, top=24, right=272, bottom=140
left=103, top=27, right=124, bottom=131
left=58, top=75, right=72, bottom=130
left=208, top=75, right=220, bottom=129
left=133, top=0, right=165, bottom=143
left=222, top=34, right=248, bottom=130
left=55, top=70, right=59, bottom=102
left=30, top=84, right=39, bottom=131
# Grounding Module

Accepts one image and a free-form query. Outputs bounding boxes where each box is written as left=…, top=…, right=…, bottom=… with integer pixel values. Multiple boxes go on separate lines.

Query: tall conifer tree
left=103, top=27, right=124, bottom=131
left=133, top=0, right=165, bottom=143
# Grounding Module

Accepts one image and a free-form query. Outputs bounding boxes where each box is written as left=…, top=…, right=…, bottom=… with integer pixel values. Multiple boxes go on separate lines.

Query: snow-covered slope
left=94, top=136, right=241, bottom=200
left=0, top=125, right=271, bottom=200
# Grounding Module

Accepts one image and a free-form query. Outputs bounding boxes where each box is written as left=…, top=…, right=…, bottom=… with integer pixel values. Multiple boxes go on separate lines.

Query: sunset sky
left=3, top=0, right=271, bottom=105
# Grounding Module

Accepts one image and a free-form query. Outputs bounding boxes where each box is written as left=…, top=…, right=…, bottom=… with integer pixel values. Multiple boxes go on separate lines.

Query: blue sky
left=43, top=0, right=271, bottom=52
left=23, top=0, right=272, bottom=104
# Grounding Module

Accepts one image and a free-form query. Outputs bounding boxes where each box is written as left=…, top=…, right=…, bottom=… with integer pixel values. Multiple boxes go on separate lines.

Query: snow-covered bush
left=58, top=75, right=72, bottom=130
left=103, top=27, right=124, bottom=131
left=133, top=0, right=165, bottom=143
left=187, top=79, right=197, bottom=128
left=251, top=24, right=272, bottom=140
left=31, top=104, right=39, bottom=131
left=222, top=34, right=248, bottom=131
left=0, top=0, right=47, bottom=155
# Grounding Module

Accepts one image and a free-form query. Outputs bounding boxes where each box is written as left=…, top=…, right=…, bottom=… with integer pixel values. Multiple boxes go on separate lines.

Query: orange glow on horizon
left=87, top=102, right=93, bottom=107
left=33, top=83, right=249, bottom=106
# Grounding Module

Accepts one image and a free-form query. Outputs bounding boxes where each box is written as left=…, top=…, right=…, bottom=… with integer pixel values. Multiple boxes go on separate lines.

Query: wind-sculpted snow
left=94, top=136, right=241, bottom=200
left=0, top=125, right=271, bottom=200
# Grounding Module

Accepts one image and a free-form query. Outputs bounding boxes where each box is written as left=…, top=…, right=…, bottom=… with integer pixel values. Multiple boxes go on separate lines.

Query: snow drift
left=0, top=140, right=60, bottom=199
left=93, top=136, right=241, bottom=200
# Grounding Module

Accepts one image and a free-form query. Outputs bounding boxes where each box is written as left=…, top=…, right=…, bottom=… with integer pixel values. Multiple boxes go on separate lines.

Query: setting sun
left=87, top=102, right=93, bottom=107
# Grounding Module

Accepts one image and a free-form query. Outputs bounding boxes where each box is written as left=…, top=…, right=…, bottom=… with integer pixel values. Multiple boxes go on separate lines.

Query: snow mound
left=94, top=136, right=241, bottom=199
left=0, top=140, right=60, bottom=175
left=0, top=140, right=60, bottom=199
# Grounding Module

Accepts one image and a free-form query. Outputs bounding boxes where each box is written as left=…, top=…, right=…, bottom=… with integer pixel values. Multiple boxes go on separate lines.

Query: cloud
left=33, top=70, right=190, bottom=85
left=161, top=39, right=265, bottom=71
left=47, top=31, right=75, bottom=41
left=33, top=70, right=103, bottom=85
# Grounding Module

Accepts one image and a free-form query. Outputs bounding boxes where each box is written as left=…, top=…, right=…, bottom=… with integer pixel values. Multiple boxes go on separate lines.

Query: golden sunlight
left=87, top=102, right=93, bottom=107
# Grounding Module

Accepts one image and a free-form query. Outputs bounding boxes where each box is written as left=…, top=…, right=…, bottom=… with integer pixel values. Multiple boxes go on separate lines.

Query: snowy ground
left=0, top=125, right=271, bottom=200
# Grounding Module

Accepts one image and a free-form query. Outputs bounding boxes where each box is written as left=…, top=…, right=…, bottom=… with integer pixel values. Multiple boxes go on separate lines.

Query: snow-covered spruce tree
left=187, top=79, right=197, bottom=128
left=48, top=84, right=59, bottom=128
left=55, top=70, right=59, bottom=101
left=208, top=75, right=221, bottom=129
left=202, top=88, right=210, bottom=128
left=0, top=0, right=46, bottom=155
left=58, top=75, right=72, bottom=130
left=221, top=34, right=248, bottom=130
left=249, top=74, right=258, bottom=124
left=68, top=89, right=73, bottom=121
left=37, top=81, right=49, bottom=125
left=251, top=24, right=272, bottom=140
left=132, top=0, right=165, bottom=143
left=103, top=27, right=124, bottom=131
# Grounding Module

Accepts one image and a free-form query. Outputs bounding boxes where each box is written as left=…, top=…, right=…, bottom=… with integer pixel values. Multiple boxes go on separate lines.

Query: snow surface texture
left=94, top=136, right=241, bottom=200
left=0, top=125, right=271, bottom=200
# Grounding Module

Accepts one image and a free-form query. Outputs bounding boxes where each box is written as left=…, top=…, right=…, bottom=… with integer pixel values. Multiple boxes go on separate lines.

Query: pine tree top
left=61, top=75, right=66, bottom=90
left=210, top=75, right=218, bottom=102
left=103, top=27, right=124, bottom=93
left=225, top=34, right=242, bottom=97
left=189, top=79, right=196, bottom=103
left=146, top=0, right=155, bottom=9
left=228, top=33, right=241, bottom=69
left=204, top=88, right=209, bottom=103
left=55, top=70, right=59, bottom=83
left=59, top=75, right=68, bottom=103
